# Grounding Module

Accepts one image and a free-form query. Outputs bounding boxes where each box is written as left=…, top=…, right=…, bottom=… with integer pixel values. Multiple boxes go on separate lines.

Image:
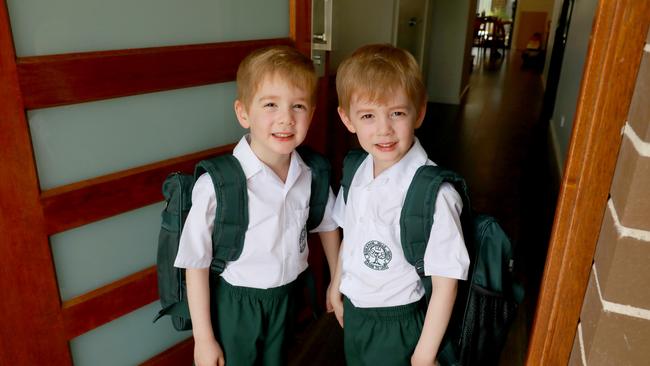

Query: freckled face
left=235, top=75, right=314, bottom=163
left=338, top=88, right=425, bottom=176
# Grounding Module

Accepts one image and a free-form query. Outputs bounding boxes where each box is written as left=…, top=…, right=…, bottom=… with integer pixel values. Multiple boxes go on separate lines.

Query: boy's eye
left=263, top=102, right=277, bottom=108
left=391, top=111, right=407, bottom=118
left=360, top=113, right=374, bottom=120
left=292, top=103, right=307, bottom=110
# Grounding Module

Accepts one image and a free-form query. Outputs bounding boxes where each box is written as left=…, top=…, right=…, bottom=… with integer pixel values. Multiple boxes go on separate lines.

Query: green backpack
left=341, top=150, right=523, bottom=366
left=153, top=146, right=331, bottom=331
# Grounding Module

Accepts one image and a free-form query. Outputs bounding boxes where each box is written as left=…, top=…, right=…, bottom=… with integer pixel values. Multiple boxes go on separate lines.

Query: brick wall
left=568, top=32, right=650, bottom=366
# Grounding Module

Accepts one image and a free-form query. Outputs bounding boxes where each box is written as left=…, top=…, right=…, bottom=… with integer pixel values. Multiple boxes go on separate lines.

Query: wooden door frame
left=526, top=0, right=650, bottom=364
left=0, top=1, right=312, bottom=364
left=0, top=3, right=72, bottom=364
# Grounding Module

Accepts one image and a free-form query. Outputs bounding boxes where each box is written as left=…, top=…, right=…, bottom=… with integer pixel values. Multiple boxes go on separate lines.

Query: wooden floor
left=289, top=50, right=557, bottom=366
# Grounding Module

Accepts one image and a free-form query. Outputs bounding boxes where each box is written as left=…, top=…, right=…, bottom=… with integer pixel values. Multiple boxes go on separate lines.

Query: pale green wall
left=7, top=0, right=289, bottom=56
left=70, top=302, right=191, bottom=366
left=6, top=0, right=289, bottom=364
left=51, top=203, right=165, bottom=301
left=29, top=83, right=243, bottom=190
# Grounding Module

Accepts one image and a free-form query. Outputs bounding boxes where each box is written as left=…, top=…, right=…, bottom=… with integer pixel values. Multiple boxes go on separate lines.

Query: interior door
left=0, top=1, right=315, bottom=364
left=395, top=0, right=430, bottom=66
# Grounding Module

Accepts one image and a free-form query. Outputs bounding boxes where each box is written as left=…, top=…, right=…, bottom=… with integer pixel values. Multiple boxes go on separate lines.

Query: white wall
left=426, top=0, right=473, bottom=104
left=330, top=0, right=396, bottom=71
left=330, top=0, right=473, bottom=106
left=549, top=0, right=599, bottom=175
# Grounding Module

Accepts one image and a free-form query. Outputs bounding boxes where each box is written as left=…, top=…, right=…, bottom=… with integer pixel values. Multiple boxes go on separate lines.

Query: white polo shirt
left=174, top=135, right=338, bottom=289
left=332, top=139, right=470, bottom=308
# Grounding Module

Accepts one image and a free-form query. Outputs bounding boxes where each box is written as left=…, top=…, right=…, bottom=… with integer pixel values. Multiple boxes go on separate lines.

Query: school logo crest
left=299, top=226, right=307, bottom=253
left=363, top=240, right=392, bottom=271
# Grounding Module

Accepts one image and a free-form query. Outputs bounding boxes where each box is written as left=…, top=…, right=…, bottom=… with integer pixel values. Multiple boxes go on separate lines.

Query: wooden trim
left=17, top=38, right=292, bottom=109
left=290, top=0, right=311, bottom=56
left=0, top=1, right=72, bottom=364
left=41, top=144, right=235, bottom=235
left=526, top=1, right=650, bottom=364
left=62, top=266, right=158, bottom=339
left=140, top=338, right=194, bottom=366
left=290, top=0, right=297, bottom=42
left=303, top=75, right=329, bottom=154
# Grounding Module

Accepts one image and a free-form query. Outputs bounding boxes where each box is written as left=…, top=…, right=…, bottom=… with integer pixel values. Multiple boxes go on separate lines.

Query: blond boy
left=329, top=44, right=470, bottom=366
left=174, top=46, right=340, bottom=366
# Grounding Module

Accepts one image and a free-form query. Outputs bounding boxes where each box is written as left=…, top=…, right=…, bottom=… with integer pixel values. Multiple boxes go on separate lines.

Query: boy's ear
left=234, top=100, right=250, bottom=129
left=337, top=107, right=356, bottom=133
left=414, top=102, right=427, bottom=129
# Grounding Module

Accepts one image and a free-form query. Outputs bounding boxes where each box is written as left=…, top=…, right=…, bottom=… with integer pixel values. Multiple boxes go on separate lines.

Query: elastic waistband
left=216, top=275, right=300, bottom=300
left=344, top=296, right=425, bottom=320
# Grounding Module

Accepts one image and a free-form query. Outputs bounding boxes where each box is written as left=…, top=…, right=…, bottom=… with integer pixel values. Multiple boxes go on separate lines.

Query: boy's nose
left=278, top=109, right=296, bottom=126
left=377, top=117, right=393, bottom=135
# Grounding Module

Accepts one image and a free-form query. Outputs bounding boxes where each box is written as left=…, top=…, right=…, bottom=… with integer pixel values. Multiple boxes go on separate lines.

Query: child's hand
left=325, top=283, right=334, bottom=312
left=328, top=284, right=344, bottom=327
left=410, top=347, right=437, bottom=366
left=194, top=337, right=225, bottom=366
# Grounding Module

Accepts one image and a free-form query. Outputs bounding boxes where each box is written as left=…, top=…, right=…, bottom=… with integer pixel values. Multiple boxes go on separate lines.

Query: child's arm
left=411, top=275, right=458, bottom=366
left=327, top=240, right=345, bottom=327
left=318, top=228, right=341, bottom=311
left=186, top=268, right=225, bottom=366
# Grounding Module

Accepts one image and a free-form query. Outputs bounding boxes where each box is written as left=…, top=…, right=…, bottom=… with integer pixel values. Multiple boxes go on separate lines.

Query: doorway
left=394, top=0, right=431, bottom=67
left=328, top=0, right=431, bottom=71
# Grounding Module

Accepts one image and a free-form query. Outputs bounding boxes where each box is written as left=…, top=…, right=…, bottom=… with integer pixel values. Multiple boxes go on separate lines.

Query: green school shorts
left=211, top=276, right=299, bottom=366
left=343, top=297, right=426, bottom=366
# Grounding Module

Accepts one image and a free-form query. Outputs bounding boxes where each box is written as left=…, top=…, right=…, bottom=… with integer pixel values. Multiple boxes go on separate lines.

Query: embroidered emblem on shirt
left=363, top=240, right=392, bottom=270
left=299, top=226, right=307, bottom=253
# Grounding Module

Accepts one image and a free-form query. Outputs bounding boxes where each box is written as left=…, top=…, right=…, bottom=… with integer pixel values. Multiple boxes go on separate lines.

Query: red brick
left=593, top=209, right=617, bottom=285
left=587, top=310, right=650, bottom=365
left=580, top=267, right=650, bottom=365
left=602, top=235, right=650, bottom=309
left=580, top=271, right=601, bottom=355
left=594, top=206, right=650, bottom=309
left=628, top=53, right=650, bottom=141
left=568, top=329, right=584, bottom=366
left=610, top=137, right=650, bottom=231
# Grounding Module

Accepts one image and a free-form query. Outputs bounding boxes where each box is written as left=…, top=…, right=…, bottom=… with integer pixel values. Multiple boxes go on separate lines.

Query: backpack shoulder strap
left=400, top=165, right=470, bottom=277
left=195, top=155, right=248, bottom=276
left=340, top=149, right=368, bottom=203
left=296, top=146, right=332, bottom=231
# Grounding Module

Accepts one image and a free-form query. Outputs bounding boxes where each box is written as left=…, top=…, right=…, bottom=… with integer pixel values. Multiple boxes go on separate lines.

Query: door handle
left=312, top=0, right=332, bottom=51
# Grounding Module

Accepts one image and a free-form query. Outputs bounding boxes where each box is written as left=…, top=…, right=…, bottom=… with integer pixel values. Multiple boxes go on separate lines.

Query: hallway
left=290, top=50, right=558, bottom=365
left=419, top=50, right=557, bottom=366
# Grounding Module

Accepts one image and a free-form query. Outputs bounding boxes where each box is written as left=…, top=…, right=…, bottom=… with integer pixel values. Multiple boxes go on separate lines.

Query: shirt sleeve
left=331, top=189, right=346, bottom=229
left=423, top=182, right=470, bottom=280
left=173, top=173, right=216, bottom=269
left=310, top=187, right=340, bottom=233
